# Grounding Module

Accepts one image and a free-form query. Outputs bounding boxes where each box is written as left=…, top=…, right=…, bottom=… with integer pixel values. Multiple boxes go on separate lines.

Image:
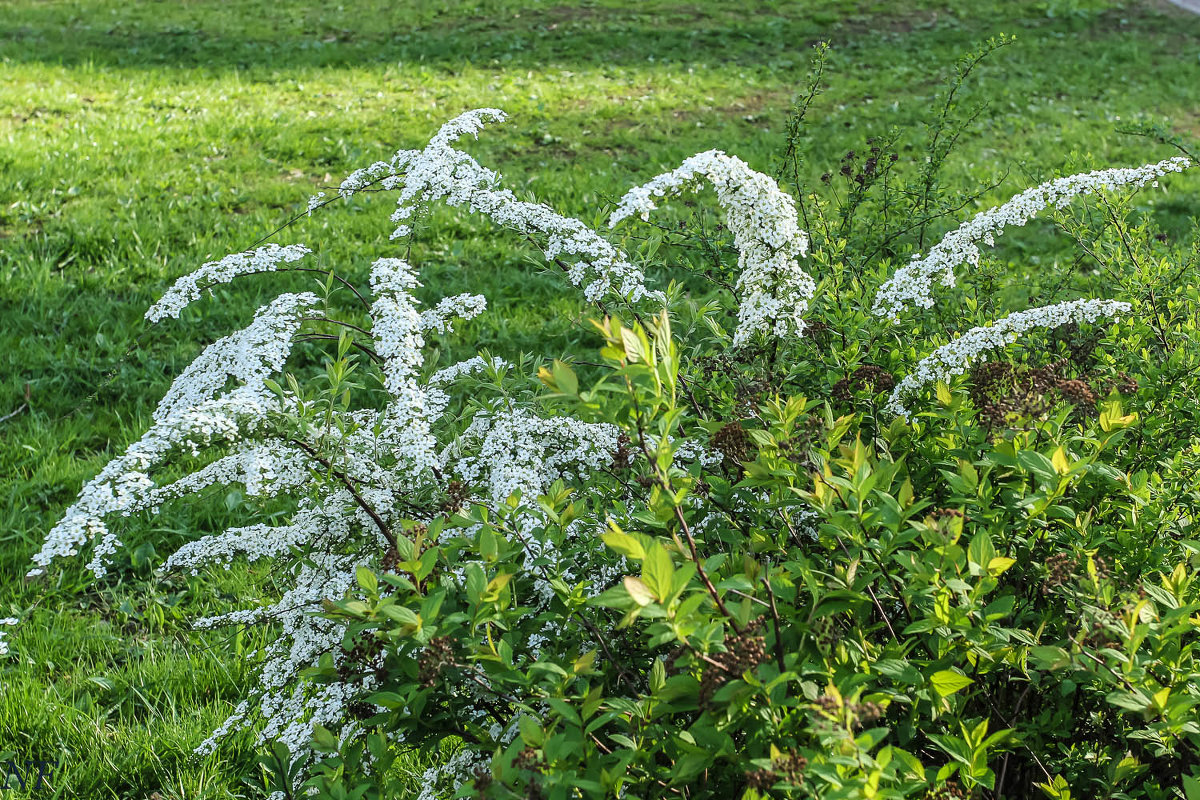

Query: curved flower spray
left=885, top=299, right=1132, bottom=418
left=872, top=157, right=1191, bottom=321
left=609, top=149, right=814, bottom=345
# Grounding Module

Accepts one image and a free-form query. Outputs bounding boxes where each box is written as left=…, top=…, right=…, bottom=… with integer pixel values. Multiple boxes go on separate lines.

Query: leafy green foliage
left=308, top=297, right=1200, bottom=799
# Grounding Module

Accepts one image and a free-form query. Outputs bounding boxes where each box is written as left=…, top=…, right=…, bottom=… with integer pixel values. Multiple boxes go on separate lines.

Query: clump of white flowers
left=30, top=291, right=321, bottom=579
left=609, top=150, right=814, bottom=345
left=33, top=104, right=1191, bottom=797
left=885, top=298, right=1131, bottom=418
left=330, top=108, right=656, bottom=304
left=147, top=243, right=313, bottom=322
left=449, top=407, right=619, bottom=506
left=873, top=157, right=1191, bottom=321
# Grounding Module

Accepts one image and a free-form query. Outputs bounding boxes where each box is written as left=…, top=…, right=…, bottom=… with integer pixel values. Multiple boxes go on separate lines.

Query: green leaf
left=1051, top=446, right=1071, bottom=475
left=650, top=657, right=666, bottom=692
left=1106, top=689, right=1152, bottom=713
left=874, top=658, right=923, bottom=685
left=987, top=556, right=1016, bottom=576
left=355, top=565, right=378, bottom=594
left=1036, top=774, right=1072, bottom=800
left=968, top=531, right=996, bottom=571
left=623, top=576, right=655, bottom=606
left=545, top=697, right=581, bottom=725
left=890, top=747, right=926, bottom=780
left=935, top=381, right=954, bottom=405
left=482, top=572, right=513, bottom=602
left=381, top=605, right=420, bottom=627
left=529, top=661, right=570, bottom=679
left=1018, top=451, right=1057, bottom=483
left=551, top=359, right=578, bottom=395
left=670, top=750, right=714, bottom=784
left=642, top=543, right=676, bottom=602
left=620, top=326, right=645, bottom=362
left=465, top=563, right=486, bottom=604
left=1029, top=645, right=1072, bottom=671
left=311, top=724, right=339, bottom=753
left=518, top=716, right=544, bottom=747
left=602, top=526, right=646, bottom=561
left=1181, top=773, right=1200, bottom=800
left=609, top=734, right=637, bottom=750
left=931, top=669, right=974, bottom=697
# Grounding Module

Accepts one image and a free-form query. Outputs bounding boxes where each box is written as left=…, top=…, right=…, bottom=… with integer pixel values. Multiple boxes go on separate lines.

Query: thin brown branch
left=672, top=503, right=741, bottom=635
left=296, top=333, right=382, bottom=363
left=285, top=437, right=395, bottom=550
left=761, top=571, right=787, bottom=673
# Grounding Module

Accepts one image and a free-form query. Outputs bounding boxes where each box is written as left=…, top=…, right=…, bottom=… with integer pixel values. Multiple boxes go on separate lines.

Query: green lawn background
left=2, top=1, right=1199, bottom=796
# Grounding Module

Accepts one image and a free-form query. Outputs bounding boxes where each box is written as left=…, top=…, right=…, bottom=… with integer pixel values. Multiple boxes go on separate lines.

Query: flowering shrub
left=31, top=43, right=1200, bottom=800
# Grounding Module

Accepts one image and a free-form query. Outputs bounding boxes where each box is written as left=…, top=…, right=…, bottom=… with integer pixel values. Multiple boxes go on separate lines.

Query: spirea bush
left=30, top=41, right=1200, bottom=800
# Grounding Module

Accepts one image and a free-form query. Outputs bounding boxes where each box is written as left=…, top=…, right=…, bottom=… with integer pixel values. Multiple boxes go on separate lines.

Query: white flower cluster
left=420, top=293, right=488, bottom=334
left=154, top=292, right=320, bottom=423
left=886, top=298, right=1131, bottom=418
left=449, top=406, right=619, bottom=506
left=37, top=179, right=629, bottom=782
left=146, top=244, right=312, bottom=322
left=369, top=257, right=425, bottom=393
left=428, top=355, right=510, bottom=386
left=193, top=549, right=375, bottom=761
left=166, top=518, right=307, bottom=574
left=337, top=155, right=411, bottom=198
left=328, top=109, right=655, bottom=303
left=609, top=150, right=813, bottom=345
left=0, top=617, right=17, bottom=657
left=368, top=257, right=444, bottom=477
left=415, top=745, right=491, bottom=800
left=30, top=292, right=318, bottom=579
left=873, top=157, right=1191, bottom=320
left=672, top=435, right=725, bottom=470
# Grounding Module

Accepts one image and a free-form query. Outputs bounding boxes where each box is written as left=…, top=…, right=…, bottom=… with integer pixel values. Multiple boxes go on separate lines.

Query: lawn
left=2, top=0, right=1199, bottom=796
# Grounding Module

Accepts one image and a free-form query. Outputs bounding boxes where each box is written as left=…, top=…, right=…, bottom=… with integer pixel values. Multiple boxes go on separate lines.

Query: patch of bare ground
left=828, top=6, right=952, bottom=39
left=536, top=3, right=790, bottom=25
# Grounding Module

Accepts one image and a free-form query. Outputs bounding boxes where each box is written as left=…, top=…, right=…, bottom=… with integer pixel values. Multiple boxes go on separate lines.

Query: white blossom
left=30, top=293, right=317, bottom=579
left=428, top=355, right=510, bottom=386
left=147, top=244, right=312, bottom=322
left=448, top=406, right=619, bottom=506
left=331, top=109, right=656, bottom=303
left=873, top=157, right=1191, bottom=320
left=420, top=293, right=488, bottom=334
left=672, top=436, right=725, bottom=469
left=334, top=155, right=414, bottom=199
left=154, top=292, right=319, bottom=423
left=609, top=150, right=813, bottom=345
left=415, top=747, right=489, bottom=800
left=0, top=617, right=17, bottom=657
left=886, top=299, right=1131, bottom=418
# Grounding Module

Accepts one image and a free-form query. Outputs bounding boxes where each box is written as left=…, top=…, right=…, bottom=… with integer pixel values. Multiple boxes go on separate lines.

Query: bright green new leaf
left=931, top=669, right=974, bottom=696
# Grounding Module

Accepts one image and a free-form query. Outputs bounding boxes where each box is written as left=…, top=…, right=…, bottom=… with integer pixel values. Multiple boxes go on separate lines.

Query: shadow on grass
left=3, top=0, right=1196, bottom=72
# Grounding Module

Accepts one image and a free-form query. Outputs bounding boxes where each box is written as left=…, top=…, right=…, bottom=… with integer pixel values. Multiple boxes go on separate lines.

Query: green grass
left=1, top=0, right=1199, bottom=796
